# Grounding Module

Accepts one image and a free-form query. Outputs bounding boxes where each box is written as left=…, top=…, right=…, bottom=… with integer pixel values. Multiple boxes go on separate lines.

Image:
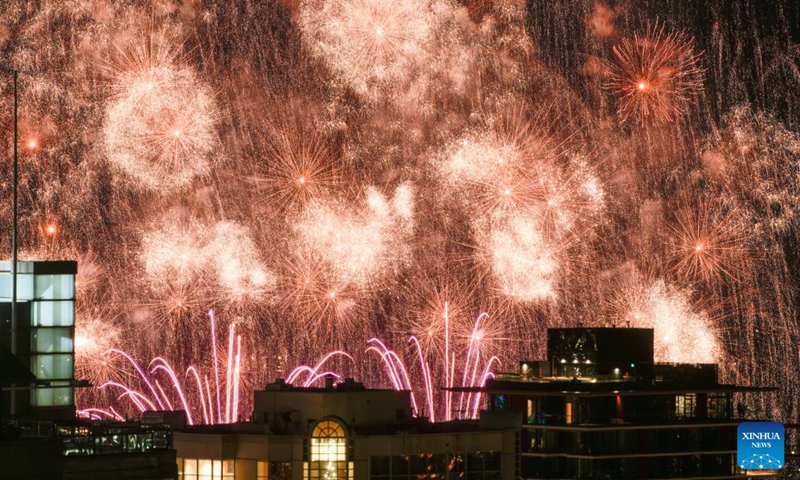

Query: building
left=1, top=260, right=178, bottom=479
left=172, top=378, right=518, bottom=480
left=479, top=327, right=776, bottom=480
left=0, top=260, right=78, bottom=420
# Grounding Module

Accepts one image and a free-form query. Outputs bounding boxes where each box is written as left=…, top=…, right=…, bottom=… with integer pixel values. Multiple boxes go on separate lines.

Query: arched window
left=306, top=419, right=352, bottom=480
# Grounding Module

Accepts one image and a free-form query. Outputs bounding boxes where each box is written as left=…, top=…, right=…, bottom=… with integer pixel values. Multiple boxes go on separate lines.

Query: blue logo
left=737, top=422, right=784, bottom=471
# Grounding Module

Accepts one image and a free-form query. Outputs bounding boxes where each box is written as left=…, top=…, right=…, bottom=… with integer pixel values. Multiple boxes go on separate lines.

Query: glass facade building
left=0, top=261, right=77, bottom=416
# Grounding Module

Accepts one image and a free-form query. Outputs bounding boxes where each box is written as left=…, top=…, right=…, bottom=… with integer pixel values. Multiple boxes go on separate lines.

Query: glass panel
left=32, top=354, right=74, bottom=379
left=185, top=458, right=198, bottom=475
left=223, top=460, right=235, bottom=477
left=0, top=273, right=34, bottom=300
left=32, top=300, right=75, bottom=327
left=273, top=462, right=293, bottom=480
left=484, top=452, right=500, bottom=471
left=52, top=386, right=73, bottom=406
left=198, top=459, right=213, bottom=480
left=33, top=327, right=73, bottom=353
left=34, top=274, right=75, bottom=300
left=311, top=438, right=347, bottom=462
left=33, top=386, right=53, bottom=405
left=313, top=420, right=345, bottom=438
left=392, top=456, right=409, bottom=475
left=32, top=383, right=73, bottom=406
left=371, top=456, right=390, bottom=476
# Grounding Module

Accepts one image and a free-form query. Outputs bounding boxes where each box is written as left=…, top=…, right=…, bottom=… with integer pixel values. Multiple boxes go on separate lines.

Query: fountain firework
left=80, top=311, right=243, bottom=425
left=0, top=0, right=798, bottom=428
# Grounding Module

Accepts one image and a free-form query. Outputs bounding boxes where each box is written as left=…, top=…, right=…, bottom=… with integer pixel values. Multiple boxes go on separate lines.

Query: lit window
left=178, top=458, right=233, bottom=480
left=306, top=420, right=349, bottom=480
left=675, top=394, right=697, bottom=419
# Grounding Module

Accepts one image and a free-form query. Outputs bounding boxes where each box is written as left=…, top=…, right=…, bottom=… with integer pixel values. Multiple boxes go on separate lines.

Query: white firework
left=295, top=183, right=415, bottom=288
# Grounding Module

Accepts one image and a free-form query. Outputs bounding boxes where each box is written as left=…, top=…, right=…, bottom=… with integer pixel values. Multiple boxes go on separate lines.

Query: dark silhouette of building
left=479, top=327, right=775, bottom=480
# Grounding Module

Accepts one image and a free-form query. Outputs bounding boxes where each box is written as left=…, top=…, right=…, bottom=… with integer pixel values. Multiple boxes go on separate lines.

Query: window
left=178, top=458, right=234, bottom=480
left=31, top=353, right=73, bottom=379
left=32, top=300, right=75, bottom=326
left=34, top=274, right=74, bottom=300
left=32, top=381, right=73, bottom=406
left=369, top=452, right=501, bottom=480
left=707, top=393, right=730, bottom=419
left=306, top=420, right=351, bottom=480
left=675, top=394, right=697, bottom=419
left=33, top=327, right=73, bottom=353
left=258, top=461, right=293, bottom=480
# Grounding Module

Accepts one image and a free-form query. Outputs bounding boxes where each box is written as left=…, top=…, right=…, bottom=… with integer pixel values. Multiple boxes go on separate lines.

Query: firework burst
left=668, top=200, right=752, bottom=285
left=298, top=0, right=453, bottom=99
left=622, top=280, right=721, bottom=363
left=605, top=23, right=704, bottom=124
left=294, top=183, right=414, bottom=288
left=103, top=28, right=219, bottom=191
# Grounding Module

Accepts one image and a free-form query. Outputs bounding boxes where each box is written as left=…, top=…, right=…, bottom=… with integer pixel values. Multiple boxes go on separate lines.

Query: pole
left=11, top=71, right=18, bottom=353
left=10, top=71, right=18, bottom=414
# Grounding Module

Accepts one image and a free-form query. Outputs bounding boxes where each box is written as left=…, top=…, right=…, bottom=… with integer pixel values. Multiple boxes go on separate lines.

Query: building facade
left=0, top=260, right=78, bottom=419
left=480, top=327, right=774, bottom=480
left=1, top=260, right=178, bottom=479
left=173, top=379, right=518, bottom=480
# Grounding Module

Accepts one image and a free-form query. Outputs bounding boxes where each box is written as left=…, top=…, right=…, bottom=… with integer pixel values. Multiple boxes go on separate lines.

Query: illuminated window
left=675, top=394, right=697, bottom=419
left=178, top=457, right=234, bottom=480
left=306, top=420, right=351, bottom=480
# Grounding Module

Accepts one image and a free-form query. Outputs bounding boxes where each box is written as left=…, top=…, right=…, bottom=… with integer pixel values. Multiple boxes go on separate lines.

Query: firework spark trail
left=78, top=408, right=125, bottom=421
left=286, top=351, right=355, bottom=386
left=96, top=312, right=243, bottom=425
left=288, top=309, right=500, bottom=422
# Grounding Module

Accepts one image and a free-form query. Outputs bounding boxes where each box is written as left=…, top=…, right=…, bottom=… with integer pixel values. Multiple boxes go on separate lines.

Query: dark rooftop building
left=478, top=327, right=776, bottom=480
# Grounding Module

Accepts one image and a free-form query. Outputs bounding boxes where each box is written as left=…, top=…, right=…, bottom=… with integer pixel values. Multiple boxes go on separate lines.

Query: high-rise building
left=0, top=260, right=78, bottom=419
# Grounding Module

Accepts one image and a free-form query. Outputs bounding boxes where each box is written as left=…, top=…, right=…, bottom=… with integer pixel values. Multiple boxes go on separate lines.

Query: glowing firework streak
left=77, top=407, right=125, bottom=421
left=366, top=311, right=500, bottom=421
left=97, top=311, right=243, bottom=425
left=288, top=310, right=501, bottom=422
left=366, top=339, right=422, bottom=416
left=286, top=351, right=355, bottom=387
